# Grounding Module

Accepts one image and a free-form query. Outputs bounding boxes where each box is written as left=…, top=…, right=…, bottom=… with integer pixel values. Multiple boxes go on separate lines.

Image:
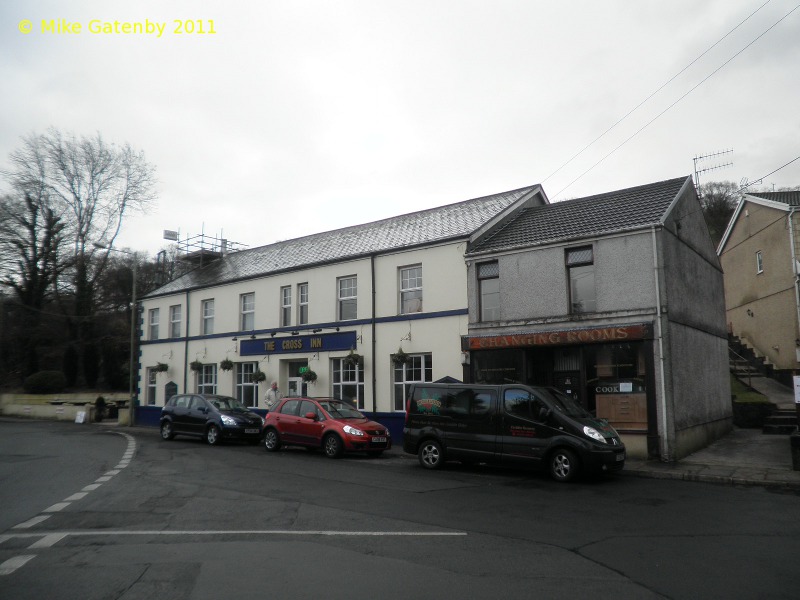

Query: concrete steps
left=763, top=409, right=799, bottom=435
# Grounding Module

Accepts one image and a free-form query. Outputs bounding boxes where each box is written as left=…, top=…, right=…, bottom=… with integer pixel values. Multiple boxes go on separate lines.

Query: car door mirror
left=537, top=407, right=551, bottom=422
left=304, top=412, right=318, bottom=420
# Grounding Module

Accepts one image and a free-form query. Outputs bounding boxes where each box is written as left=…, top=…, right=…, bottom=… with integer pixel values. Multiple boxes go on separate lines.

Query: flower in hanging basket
left=302, top=369, right=318, bottom=383
left=392, top=348, right=410, bottom=366
left=219, top=359, right=234, bottom=372
left=189, top=360, right=203, bottom=373
left=344, top=350, right=363, bottom=366
left=251, top=370, right=267, bottom=383
left=155, top=362, right=169, bottom=373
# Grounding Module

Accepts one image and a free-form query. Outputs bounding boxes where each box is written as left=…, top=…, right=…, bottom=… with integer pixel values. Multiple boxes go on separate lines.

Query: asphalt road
left=1, top=420, right=798, bottom=599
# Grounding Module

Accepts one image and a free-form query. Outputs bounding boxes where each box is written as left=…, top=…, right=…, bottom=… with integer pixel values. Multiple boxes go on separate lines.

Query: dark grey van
left=402, top=383, right=625, bottom=482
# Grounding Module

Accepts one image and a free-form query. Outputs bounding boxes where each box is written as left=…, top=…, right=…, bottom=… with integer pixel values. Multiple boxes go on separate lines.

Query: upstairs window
left=169, top=305, right=181, bottom=338
left=478, top=261, right=500, bottom=321
left=400, top=265, right=423, bottom=314
left=240, top=293, right=255, bottom=331
left=202, top=299, right=215, bottom=335
left=566, top=246, right=596, bottom=314
left=280, top=286, right=292, bottom=327
left=756, top=250, right=763, bottom=274
left=338, top=276, right=357, bottom=321
left=148, top=308, right=159, bottom=340
left=298, top=283, right=309, bottom=325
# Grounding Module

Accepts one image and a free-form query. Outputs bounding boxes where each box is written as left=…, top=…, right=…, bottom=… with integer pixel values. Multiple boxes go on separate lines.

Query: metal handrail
left=728, top=346, right=755, bottom=387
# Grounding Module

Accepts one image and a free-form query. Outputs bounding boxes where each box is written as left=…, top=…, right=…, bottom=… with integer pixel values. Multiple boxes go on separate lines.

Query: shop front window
left=585, top=342, right=647, bottom=431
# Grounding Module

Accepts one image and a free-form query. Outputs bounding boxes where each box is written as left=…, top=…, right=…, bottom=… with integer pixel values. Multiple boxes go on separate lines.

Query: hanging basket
left=302, top=369, right=318, bottom=383
left=219, top=359, right=234, bottom=372
left=344, top=350, right=363, bottom=367
left=392, top=348, right=410, bottom=366
left=189, top=360, right=203, bottom=373
left=154, top=362, right=169, bottom=373
left=251, top=370, right=267, bottom=383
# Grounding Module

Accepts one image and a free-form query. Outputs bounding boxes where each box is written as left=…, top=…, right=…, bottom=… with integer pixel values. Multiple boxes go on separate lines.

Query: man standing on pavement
left=264, top=381, right=282, bottom=410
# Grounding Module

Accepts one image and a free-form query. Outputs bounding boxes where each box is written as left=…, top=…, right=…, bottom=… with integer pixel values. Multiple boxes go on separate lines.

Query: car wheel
left=206, top=424, right=221, bottom=446
left=549, top=448, right=580, bottom=482
left=323, top=434, right=343, bottom=458
left=160, top=421, right=174, bottom=440
left=264, top=429, right=281, bottom=452
left=418, top=439, right=444, bottom=469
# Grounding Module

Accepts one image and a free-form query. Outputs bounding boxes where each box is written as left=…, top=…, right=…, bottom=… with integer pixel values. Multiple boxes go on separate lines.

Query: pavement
left=624, top=376, right=800, bottom=491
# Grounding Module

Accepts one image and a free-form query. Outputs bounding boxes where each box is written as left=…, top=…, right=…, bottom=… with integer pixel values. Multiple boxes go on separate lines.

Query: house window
left=478, top=261, right=500, bottom=321
left=399, top=265, right=423, bottom=314
left=338, top=276, right=357, bottom=321
left=201, top=299, right=215, bottom=335
left=332, top=358, right=365, bottom=410
left=169, top=305, right=181, bottom=338
left=240, top=293, right=255, bottom=331
left=197, top=364, right=217, bottom=394
left=298, top=283, right=309, bottom=325
left=146, top=368, right=157, bottom=405
left=281, top=286, right=292, bottom=327
left=148, top=308, right=159, bottom=340
left=566, top=246, right=596, bottom=314
left=393, top=354, right=433, bottom=411
left=235, top=362, right=259, bottom=408
left=756, top=250, right=763, bottom=274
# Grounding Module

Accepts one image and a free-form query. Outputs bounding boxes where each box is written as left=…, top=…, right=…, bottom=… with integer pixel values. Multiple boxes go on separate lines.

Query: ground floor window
left=236, top=362, right=259, bottom=407
left=332, top=358, right=365, bottom=410
left=393, top=354, right=433, bottom=411
left=197, top=364, right=217, bottom=395
left=146, top=368, right=157, bottom=405
left=585, top=342, right=648, bottom=431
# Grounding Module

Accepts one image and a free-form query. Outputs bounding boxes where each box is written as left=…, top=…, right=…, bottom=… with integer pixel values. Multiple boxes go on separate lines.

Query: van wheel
left=549, top=448, right=579, bottom=482
left=418, top=440, right=444, bottom=469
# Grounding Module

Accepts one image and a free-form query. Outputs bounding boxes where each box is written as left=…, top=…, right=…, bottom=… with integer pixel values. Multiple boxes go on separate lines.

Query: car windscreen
left=318, top=401, right=364, bottom=419
left=208, top=396, right=248, bottom=412
left=538, top=388, right=593, bottom=418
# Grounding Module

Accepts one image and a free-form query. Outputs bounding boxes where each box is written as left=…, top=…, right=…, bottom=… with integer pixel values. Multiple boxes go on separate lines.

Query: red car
left=263, top=397, right=391, bottom=458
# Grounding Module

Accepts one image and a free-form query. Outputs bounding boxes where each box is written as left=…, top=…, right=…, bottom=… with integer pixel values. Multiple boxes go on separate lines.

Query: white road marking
left=12, top=516, right=51, bottom=529
left=105, top=470, right=120, bottom=476
left=43, top=503, right=70, bottom=513
left=7, top=530, right=467, bottom=538
left=64, top=493, right=88, bottom=502
left=82, top=484, right=101, bottom=491
left=95, top=476, right=112, bottom=482
left=0, top=555, right=36, bottom=576
left=28, top=533, right=67, bottom=549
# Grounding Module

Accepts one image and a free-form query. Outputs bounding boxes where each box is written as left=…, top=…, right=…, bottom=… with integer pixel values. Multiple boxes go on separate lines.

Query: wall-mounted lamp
left=291, top=331, right=299, bottom=336
left=312, top=328, right=322, bottom=333
left=270, top=332, right=277, bottom=338
left=249, top=334, right=256, bottom=339
left=232, top=337, right=238, bottom=341
left=335, top=327, right=340, bottom=332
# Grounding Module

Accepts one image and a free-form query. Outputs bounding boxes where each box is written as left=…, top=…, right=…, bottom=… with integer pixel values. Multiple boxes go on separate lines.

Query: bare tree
left=2, top=128, right=157, bottom=384
left=699, top=181, right=741, bottom=249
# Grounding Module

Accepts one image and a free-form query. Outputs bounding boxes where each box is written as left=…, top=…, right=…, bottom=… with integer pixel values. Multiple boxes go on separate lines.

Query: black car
left=160, top=394, right=264, bottom=445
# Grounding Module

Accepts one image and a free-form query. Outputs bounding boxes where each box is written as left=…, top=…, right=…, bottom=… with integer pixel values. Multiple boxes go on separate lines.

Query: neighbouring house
left=717, top=190, right=800, bottom=387
left=463, top=176, right=731, bottom=461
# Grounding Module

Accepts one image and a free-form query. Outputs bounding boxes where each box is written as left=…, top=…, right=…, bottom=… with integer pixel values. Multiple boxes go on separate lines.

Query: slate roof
left=467, top=176, right=691, bottom=255
left=146, top=186, right=537, bottom=298
left=748, top=191, right=800, bottom=206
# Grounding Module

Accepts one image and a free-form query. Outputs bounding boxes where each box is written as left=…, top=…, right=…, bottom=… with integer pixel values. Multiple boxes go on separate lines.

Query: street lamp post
left=95, top=243, right=138, bottom=426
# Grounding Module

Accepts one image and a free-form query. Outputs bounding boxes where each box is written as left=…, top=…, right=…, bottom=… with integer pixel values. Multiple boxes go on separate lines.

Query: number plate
left=616, top=452, right=625, bottom=461
left=245, top=428, right=260, bottom=434
left=372, top=436, right=387, bottom=443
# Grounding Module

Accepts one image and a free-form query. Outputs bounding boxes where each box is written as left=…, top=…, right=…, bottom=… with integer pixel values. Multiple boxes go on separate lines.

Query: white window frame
left=235, top=362, right=259, bottom=408
left=280, top=286, right=292, bottom=327
left=298, top=283, right=309, bottom=325
left=146, top=368, right=157, bottom=405
left=756, top=250, right=763, bottom=274
left=338, top=276, right=357, bottom=321
left=332, top=358, right=365, bottom=410
left=566, top=246, right=596, bottom=314
left=393, top=353, right=433, bottom=411
left=169, top=304, right=181, bottom=339
left=202, top=299, right=215, bottom=335
left=197, top=364, right=217, bottom=394
left=240, top=292, right=255, bottom=331
left=148, top=308, right=159, bottom=340
left=399, top=265, right=423, bottom=314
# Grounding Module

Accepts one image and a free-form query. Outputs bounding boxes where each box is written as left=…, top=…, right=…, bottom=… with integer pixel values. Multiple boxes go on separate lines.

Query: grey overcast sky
left=2, top=0, right=799, bottom=256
